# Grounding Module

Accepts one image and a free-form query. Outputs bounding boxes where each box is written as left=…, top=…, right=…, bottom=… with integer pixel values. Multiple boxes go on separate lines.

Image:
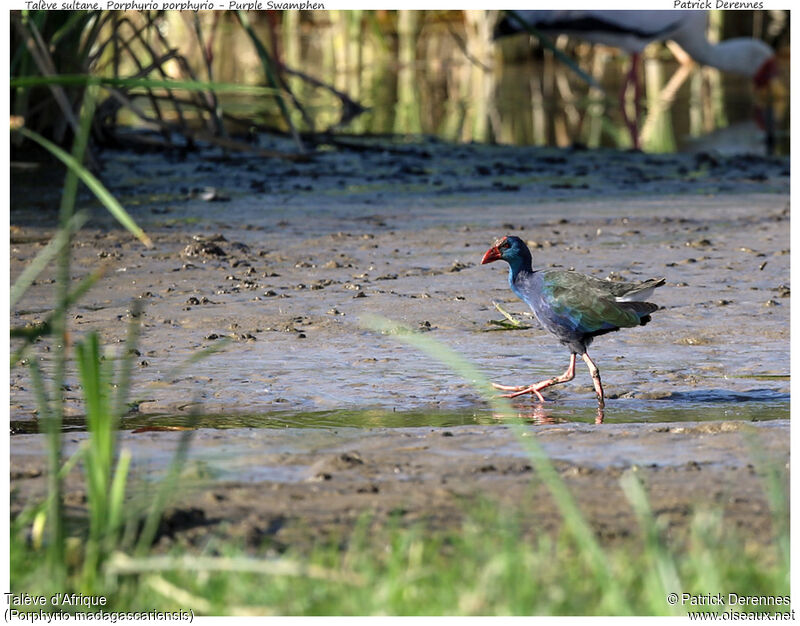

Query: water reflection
left=9, top=396, right=788, bottom=434
left=169, top=11, right=789, bottom=154
left=491, top=404, right=605, bottom=425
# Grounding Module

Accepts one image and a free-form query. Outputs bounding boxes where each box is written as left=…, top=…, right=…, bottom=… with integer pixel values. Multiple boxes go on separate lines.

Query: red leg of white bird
left=632, top=53, right=643, bottom=141
left=619, top=53, right=642, bottom=149
left=493, top=353, right=577, bottom=400
left=618, top=64, right=633, bottom=145
left=581, top=352, right=605, bottom=408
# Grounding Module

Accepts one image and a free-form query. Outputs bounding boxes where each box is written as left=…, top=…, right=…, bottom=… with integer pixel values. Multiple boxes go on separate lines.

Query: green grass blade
left=40, top=78, right=101, bottom=581
left=743, top=431, right=789, bottom=577
left=131, top=338, right=231, bottom=404
left=504, top=10, right=604, bottom=92
left=13, top=126, right=152, bottom=248
left=107, top=449, right=132, bottom=543
left=11, top=265, right=106, bottom=369
left=33, top=357, right=65, bottom=579
left=361, top=315, right=629, bottom=613
left=113, top=300, right=143, bottom=420
left=10, top=74, right=283, bottom=95
left=106, top=553, right=363, bottom=585
left=11, top=442, right=87, bottom=536
left=76, top=333, right=105, bottom=435
left=75, top=333, right=109, bottom=531
left=135, top=426, right=194, bottom=556
left=28, top=358, right=51, bottom=422
left=10, top=210, right=89, bottom=309
left=619, top=470, right=682, bottom=613
left=361, top=315, right=503, bottom=404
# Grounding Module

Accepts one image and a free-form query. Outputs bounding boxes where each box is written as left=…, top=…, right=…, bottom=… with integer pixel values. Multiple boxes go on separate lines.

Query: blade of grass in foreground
left=134, top=421, right=195, bottom=557
left=11, top=438, right=88, bottom=547
left=42, top=78, right=102, bottom=584
left=128, top=337, right=232, bottom=408
left=743, top=431, right=790, bottom=578
left=12, top=123, right=152, bottom=248
left=75, top=331, right=114, bottom=586
left=10, top=210, right=88, bottom=308
left=11, top=265, right=107, bottom=368
left=106, top=553, right=363, bottom=585
left=619, top=470, right=682, bottom=614
left=360, top=314, right=629, bottom=614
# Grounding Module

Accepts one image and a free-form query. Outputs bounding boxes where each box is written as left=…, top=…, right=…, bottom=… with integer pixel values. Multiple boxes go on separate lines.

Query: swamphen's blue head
left=481, top=235, right=532, bottom=274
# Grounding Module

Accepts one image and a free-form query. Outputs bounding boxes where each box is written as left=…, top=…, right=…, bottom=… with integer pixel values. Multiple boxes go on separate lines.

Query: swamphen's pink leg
left=492, top=353, right=577, bottom=400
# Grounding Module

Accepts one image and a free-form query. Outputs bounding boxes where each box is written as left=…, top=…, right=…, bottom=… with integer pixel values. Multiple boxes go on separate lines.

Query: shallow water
left=123, top=12, right=790, bottom=155
left=10, top=391, right=789, bottom=435
left=11, top=415, right=788, bottom=555
left=10, top=417, right=789, bottom=488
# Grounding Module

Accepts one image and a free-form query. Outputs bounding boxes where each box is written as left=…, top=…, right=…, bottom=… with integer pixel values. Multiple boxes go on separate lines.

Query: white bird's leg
left=581, top=352, right=605, bottom=408
left=632, top=53, right=643, bottom=139
left=493, top=353, right=577, bottom=400
left=619, top=52, right=642, bottom=149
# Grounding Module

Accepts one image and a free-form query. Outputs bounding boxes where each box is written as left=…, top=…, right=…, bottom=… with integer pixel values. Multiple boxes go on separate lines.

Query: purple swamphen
left=481, top=235, right=664, bottom=407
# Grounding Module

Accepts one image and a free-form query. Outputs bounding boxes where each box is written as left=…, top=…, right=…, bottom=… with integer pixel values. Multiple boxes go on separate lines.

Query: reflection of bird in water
left=492, top=405, right=606, bottom=425
left=494, top=10, right=781, bottom=150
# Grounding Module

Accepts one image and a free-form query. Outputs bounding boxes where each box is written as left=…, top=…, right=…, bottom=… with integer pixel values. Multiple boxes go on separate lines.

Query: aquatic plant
left=10, top=10, right=362, bottom=157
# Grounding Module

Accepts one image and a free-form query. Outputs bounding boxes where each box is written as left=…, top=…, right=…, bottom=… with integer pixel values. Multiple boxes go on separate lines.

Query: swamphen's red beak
left=481, top=245, right=502, bottom=264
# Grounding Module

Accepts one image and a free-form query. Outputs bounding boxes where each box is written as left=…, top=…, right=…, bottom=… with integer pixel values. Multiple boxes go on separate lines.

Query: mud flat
left=10, top=419, right=789, bottom=551
left=10, top=140, right=790, bottom=549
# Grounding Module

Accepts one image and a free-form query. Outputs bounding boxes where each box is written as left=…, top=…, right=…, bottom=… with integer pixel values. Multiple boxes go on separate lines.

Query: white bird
left=495, top=10, right=780, bottom=150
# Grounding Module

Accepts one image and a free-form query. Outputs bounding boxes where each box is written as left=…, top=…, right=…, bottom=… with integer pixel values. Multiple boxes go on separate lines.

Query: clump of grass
left=10, top=11, right=355, bottom=158
left=12, top=494, right=785, bottom=616
left=74, top=323, right=136, bottom=588
left=10, top=74, right=177, bottom=601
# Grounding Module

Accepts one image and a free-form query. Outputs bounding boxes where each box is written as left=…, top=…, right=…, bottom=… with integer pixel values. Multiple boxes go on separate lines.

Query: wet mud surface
left=10, top=139, right=790, bottom=550
left=10, top=420, right=789, bottom=552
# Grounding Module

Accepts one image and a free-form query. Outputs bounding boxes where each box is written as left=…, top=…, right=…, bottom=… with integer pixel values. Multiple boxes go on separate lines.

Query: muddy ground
left=10, top=419, right=790, bottom=553
left=10, top=138, right=790, bottom=552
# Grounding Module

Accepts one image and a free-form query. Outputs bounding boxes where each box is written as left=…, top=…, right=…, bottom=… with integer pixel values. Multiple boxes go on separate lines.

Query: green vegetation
left=9, top=9, right=789, bottom=617
left=13, top=11, right=786, bottom=154
left=11, top=485, right=788, bottom=615
left=10, top=10, right=356, bottom=158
